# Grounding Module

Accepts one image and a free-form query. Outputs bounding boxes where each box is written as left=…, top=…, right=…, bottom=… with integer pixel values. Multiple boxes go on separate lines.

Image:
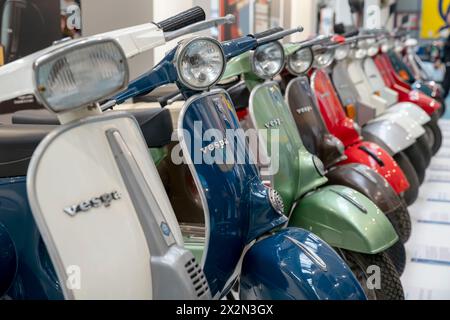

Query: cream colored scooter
left=0, top=8, right=214, bottom=300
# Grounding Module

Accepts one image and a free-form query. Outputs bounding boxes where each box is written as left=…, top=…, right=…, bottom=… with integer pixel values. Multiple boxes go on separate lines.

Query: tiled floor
left=401, top=106, right=450, bottom=300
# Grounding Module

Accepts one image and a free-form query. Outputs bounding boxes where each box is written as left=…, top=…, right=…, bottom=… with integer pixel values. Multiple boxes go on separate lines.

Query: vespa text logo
left=171, top=122, right=280, bottom=176
left=66, top=265, right=81, bottom=291
left=265, top=118, right=282, bottom=129
left=64, top=191, right=121, bottom=217
left=200, top=137, right=230, bottom=154
left=296, top=106, right=313, bottom=115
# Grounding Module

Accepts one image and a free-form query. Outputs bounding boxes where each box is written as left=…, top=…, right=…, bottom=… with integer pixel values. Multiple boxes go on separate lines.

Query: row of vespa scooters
left=0, top=7, right=444, bottom=300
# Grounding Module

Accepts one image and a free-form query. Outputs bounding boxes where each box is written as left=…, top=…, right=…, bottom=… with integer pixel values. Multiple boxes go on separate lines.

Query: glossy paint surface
left=310, top=69, right=410, bottom=194
left=341, top=141, right=410, bottom=194
left=286, top=76, right=347, bottom=169
left=249, top=82, right=328, bottom=210
left=374, top=54, right=441, bottom=116
left=289, top=185, right=398, bottom=254
left=179, top=90, right=287, bottom=297
left=240, top=228, right=366, bottom=300
left=311, top=69, right=361, bottom=147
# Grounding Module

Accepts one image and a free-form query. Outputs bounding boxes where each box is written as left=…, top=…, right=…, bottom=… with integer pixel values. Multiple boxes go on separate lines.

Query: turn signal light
left=0, top=45, right=4, bottom=66
left=399, top=70, right=409, bottom=81
left=345, top=104, right=357, bottom=120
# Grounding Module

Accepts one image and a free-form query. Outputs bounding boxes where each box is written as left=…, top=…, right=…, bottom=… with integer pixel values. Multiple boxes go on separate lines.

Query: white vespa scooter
left=342, top=38, right=428, bottom=149
left=0, top=8, right=215, bottom=300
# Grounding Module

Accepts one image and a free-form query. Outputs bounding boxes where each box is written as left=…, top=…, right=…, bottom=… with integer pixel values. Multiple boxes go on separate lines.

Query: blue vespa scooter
left=109, top=29, right=367, bottom=299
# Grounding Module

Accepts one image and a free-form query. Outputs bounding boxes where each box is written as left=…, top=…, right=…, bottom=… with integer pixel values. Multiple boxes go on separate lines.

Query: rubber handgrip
left=344, top=30, right=359, bottom=38
left=253, top=27, right=284, bottom=39
left=156, top=6, right=206, bottom=32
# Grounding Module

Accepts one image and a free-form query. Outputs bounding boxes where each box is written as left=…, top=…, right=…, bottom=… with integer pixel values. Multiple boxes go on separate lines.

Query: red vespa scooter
left=374, top=48, right=442, bottom=118
left=310, top=45, right=419, bottom=206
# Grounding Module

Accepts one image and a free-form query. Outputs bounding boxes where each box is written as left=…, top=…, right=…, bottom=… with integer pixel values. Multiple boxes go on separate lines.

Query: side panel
left=178, top=90, right=286, bottom=297
left=385, top=102, right=431, bottom=126
left=286, top=76, right=347, bottom=169
left=374, top=112, right=426, bottom=139
left=240, top=228, right=366, bottom=300
left=249, top=82, right=328, bottom=209
left=363, top=120, right=415, bottom=154
left=289, top=185, right=398, bottom=254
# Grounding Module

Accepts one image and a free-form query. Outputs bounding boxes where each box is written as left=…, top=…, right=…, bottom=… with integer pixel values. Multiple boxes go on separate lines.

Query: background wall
left=81, top=0, right=153, bottom=80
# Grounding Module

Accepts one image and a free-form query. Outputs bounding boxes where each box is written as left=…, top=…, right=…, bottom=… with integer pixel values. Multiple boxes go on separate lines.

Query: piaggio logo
left=64, top=191, right=121, bottom=217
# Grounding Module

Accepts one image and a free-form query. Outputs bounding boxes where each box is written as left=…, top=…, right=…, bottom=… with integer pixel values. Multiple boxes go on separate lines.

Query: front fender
left=289, top=186, right=398, bottom=254
left=341, top=141, right=410, bottom=194
left=363, top=119, right=415, bottom=154
left=240, top=228, right=366, bottom=300
left=373, top=111, right=426, bottom=139
left=406, top=90, right=442, bottom=116
left=384, top=102, right=431, bottom=126
left=326, top=163, right=404, bottom=213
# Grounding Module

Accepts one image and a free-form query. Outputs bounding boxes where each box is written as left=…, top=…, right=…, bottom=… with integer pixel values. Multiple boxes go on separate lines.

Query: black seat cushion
left=12, top=108, right=174, bottom=148
left=0, top=124, right=54, bottom=178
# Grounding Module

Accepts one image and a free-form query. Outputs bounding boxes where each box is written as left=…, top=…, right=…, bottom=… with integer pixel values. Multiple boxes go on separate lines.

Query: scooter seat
left=12, top=108, right=174, bottom=148
left=0, top=124, right=55, bottom=178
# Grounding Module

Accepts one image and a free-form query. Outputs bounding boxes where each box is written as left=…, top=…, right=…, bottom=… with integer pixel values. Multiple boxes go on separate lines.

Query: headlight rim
left=175, top=36, right=226, bottom=91
left=334, top=44, right=350, bottom=61
left=313, top=48, right=335, bottom=68
left=287, top=46, right=314, bottom=76
left=33, top=38, right=129, bottom=113
left=251, top=40, right=286, bottom=80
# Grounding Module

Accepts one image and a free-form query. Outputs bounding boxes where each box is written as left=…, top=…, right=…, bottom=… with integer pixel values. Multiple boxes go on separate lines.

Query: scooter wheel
left=437, top=97, right=446, bottom=118
left=339, top=250, right=405, bottom=300
left=416, top=135, right=432, bottom=167
left=403, top=143, right=427, bottom=184
left=386, top=201, right=412, bottom=244
left=385, top=240, right=407, bottom=275
left=425, top=122, right=443, bottom=156
left=394, top=152, right=420, bottom=205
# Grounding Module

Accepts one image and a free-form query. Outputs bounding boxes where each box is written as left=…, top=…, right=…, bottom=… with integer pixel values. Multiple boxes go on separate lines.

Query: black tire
left=394, top=152, right=420, bottom=205
left=404, top=142, right=427, bottom=184
left=416, top=135, right=432, bottom=167
left=387, top=200, right=412, bottom=244
left=385, top=240, right=407, bottom=275
left=425, top=121, right=443, bottom=156
left=437, top=96, right=446, bottom=118
left=340, top=251, right=405, bottom=300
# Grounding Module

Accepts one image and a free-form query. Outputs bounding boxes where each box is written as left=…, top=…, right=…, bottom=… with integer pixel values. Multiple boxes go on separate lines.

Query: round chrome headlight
left=176, top=37, right=225, bottom=91
left=313, top=49, right=335, bottom=68
left=351, top=48, right=367, bottom=59
left=287, top=47, right=313, bottom=75
left=367, top=45, right=379, bottom=57
left=251, top=41, right=285, bottom=80
left=334, top=45, right=350, bottom=61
